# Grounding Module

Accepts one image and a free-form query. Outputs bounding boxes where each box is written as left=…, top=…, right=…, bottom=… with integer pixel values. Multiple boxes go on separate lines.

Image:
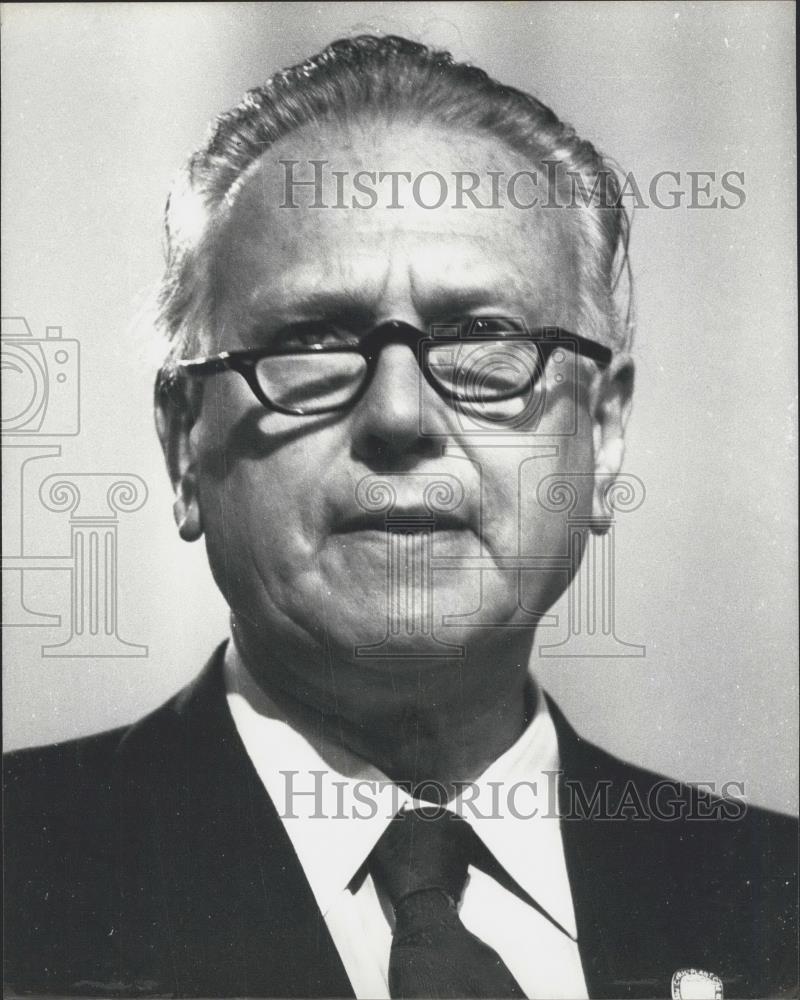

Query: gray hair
left=157, top=34, right=633, bottom=373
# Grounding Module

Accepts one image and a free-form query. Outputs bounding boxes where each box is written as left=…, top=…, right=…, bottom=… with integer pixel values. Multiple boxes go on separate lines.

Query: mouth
left=335, top=509, right=471, bottom=534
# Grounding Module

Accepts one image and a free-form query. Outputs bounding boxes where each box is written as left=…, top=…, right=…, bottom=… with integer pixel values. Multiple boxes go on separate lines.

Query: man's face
left=180, top=121, right=606, bottom=667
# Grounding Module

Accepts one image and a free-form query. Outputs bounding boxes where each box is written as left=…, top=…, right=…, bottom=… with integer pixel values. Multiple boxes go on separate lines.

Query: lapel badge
left=671, top=968, right=723, bottom=999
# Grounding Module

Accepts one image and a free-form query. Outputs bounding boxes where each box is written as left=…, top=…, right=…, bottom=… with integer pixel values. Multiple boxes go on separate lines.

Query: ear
left=589, top=353, right=635, bottom=532
left=154, top=372, right=204, bottom=542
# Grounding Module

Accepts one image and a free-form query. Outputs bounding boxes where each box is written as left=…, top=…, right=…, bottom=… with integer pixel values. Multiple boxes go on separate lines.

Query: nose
left=349, top=342, right=441, bottom=467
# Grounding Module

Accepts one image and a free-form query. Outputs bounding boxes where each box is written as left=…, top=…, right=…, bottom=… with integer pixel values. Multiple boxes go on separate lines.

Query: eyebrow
left=247, top=286, right=372, bottom=319
left=241, top=294, right=372, bottom=345
left=407, top=266, right=521, bottom=308
left=246, top=279, right=530, bottom=328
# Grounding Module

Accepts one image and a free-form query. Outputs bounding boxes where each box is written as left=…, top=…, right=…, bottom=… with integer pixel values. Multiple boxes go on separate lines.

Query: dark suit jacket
left=4, top=644, right=798, bottom=998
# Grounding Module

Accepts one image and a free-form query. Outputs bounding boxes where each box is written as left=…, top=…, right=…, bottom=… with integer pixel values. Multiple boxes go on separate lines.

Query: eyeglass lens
left=254, top=339, right=545, bottom=415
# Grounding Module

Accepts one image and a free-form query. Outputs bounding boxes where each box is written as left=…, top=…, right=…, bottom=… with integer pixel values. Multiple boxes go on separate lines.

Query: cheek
left=212, top=457, right=317, bottom=558
left=193, top=385, right=328, bottom=566
left=194, top=435, right=325, bottom=623
left=481, top=411, right=596, bottom=556
left=197, top=454, right=331, bottom=638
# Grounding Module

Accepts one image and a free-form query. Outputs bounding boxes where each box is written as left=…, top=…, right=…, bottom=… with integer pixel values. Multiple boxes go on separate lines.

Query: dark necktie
left=368, top=808, right=526, bottom=999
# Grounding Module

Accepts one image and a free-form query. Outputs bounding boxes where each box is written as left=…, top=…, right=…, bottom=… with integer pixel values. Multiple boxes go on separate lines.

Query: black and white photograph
left=2, top=3, right=797, bottom=998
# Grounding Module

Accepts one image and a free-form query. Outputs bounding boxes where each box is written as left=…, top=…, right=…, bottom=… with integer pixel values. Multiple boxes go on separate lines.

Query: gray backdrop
left=2, top=1, right=797, bottom=814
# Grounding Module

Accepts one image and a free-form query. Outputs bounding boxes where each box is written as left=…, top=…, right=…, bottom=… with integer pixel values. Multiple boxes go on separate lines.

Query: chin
left=307, top=571, right=524, bottom=662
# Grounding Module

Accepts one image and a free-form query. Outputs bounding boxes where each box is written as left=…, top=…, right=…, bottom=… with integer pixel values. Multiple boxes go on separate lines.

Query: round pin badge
left=671, top=968, right=724, bottom=999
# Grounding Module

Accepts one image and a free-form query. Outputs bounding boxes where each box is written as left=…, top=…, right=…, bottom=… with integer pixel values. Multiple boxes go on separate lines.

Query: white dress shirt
left=225, top=646, right=589, bottom=1000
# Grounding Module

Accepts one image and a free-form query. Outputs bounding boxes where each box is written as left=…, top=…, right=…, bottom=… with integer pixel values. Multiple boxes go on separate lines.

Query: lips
left=331, top=469, right=476, bottom=537
left=336, top=508, right=470, bottom=533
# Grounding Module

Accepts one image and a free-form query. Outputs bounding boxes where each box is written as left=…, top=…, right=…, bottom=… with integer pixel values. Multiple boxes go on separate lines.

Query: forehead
left=208, top=121, right=582, bottom=346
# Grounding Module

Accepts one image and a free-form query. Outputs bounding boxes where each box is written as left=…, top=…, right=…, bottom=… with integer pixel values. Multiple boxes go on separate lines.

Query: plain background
left=2, top=1, right=797, bottom=814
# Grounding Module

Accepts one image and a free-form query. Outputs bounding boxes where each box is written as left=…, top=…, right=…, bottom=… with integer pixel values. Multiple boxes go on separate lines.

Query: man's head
left=155, top=35, right=634, bottom=713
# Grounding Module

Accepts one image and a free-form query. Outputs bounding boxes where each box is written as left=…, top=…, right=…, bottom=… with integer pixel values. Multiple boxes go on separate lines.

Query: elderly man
left=4, top=35, right=797, bottom=1000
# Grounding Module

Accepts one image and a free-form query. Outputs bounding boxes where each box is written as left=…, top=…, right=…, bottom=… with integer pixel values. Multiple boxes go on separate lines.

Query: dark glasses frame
left=173, top=320, right=613, bottom=416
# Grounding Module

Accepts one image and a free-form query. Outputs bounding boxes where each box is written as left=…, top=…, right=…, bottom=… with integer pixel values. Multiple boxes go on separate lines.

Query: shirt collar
left=224, top=642, right=578, bottom=939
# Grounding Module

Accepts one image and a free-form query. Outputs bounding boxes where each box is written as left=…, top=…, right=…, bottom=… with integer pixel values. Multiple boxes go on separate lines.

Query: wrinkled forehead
left=208, top=120, right=584, bottom=340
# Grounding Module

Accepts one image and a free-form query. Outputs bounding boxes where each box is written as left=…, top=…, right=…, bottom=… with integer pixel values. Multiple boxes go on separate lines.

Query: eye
left=468, top=317, right=528, bottom=337
left=280, top=320, right=356, bottom=349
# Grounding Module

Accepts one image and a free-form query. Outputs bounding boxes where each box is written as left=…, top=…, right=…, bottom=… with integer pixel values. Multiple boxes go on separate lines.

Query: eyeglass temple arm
left=176, top=354, right=235, bottom=376
left=566, top=333, right=613, bottom=368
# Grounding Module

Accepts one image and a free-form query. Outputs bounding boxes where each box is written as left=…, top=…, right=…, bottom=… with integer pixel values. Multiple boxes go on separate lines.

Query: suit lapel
left=115, top=644, right=355, bottom=997
left=547, top=698, right=765, bottom=999
left=547, top=698, right=669, bottom=998
left=549, top=699, right=617, bottom=997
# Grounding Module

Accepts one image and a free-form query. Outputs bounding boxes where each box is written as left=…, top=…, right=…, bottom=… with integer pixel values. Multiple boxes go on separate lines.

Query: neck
left=228, top=620, right=535, bottom=794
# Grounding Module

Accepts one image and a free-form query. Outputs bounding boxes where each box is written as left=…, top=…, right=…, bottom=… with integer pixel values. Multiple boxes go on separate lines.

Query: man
left=4, top=34, right=797, bottom=1000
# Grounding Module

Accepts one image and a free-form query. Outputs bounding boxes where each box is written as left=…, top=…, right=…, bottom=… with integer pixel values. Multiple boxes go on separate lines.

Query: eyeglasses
left=174, top=318, right=612, bottom=417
